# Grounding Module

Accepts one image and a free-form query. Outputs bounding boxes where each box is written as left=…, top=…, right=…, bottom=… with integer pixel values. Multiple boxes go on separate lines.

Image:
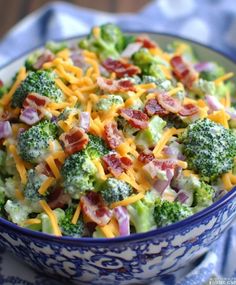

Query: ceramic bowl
left=0, top=33, right=236, bottom=285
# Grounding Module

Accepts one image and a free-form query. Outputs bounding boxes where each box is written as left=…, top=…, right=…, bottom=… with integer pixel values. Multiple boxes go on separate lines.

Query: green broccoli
left=4, top=200, right=32, bottom=225
left=59, top=206, right=85, bottom=237
left=24, top=169, right=50, bottom=202
left=0, top=178, right=6, bottom=212
left=200, top=62, right=225, bottom=81
left=142, top=75, right=172, bottom=92
left=85, top=134, right=109, bottom=160
left=100, top=178, right=133, bottom=205
left=192, top=78, right=216, bottom=98
left=0, top=150, right=17, bottom=177
left=61, top=151, right=97, bottom=199
left=132, top=48, right=167, bottom=80
left=95, top=95, right=124, bottom=112
left=181, top=118, right=236, bottom=180
left=39, top=208, right=65, bottom=234
left=18, top=120, right=58, bottom=163
left=24, top=50, right=41, bottom=71
left=11, top=70, right=64, bottom=108
left=127, top=191, right=156, bottom=233
left=45, top=41, right=68, bottom=54
left=153, top=198, right=193, bottom=228
left=193, top=181, right=215, bottom=209
left=79, top=23, right=126, bottom=60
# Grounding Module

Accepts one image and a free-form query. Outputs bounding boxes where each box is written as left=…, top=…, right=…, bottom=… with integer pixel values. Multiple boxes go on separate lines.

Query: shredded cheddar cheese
left=214, top=72, right=234, bottom=85
left=111, top=192, right=145, bottom=208
left=8, top=145, right=27, bottom=184
left=222, top=173, right=233, bottom=191
left=45, top=156, right=61, bottom=179
left=71, top=202, right=81, bottom=225
left=153, top=128, right=178, bottom=157
left=38, top=177, right=55, bottom=195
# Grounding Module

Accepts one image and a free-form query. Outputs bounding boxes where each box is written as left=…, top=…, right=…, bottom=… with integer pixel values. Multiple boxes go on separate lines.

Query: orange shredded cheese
left=93, top=159, right=107, bottom=180
left=208, top=110, right=230, bottom=128
left=8, top=145, right=27, bottom=184
left=23, top=218, right=41, bottom=226
left=214, top=72, right=234, bottom=85
left=45, top=156, right=61, bottom=179
left=15, top=188, right=24, bottom=201
left=71, top=202, right=81, bottom=225
left=38, top=177, right=55, bottom=195
left=55, top=78, right=75, bottom=97
left=111, top=192, right=145, bottom=208
left=153, top=128, right=177, bottom=157
left=222, top=173, right=233, bottom=191
left=39, top=200, right=62, bottom=236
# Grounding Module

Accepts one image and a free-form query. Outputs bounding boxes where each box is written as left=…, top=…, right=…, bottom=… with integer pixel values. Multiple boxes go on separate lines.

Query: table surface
left=0, top=0, right=150, bottom=39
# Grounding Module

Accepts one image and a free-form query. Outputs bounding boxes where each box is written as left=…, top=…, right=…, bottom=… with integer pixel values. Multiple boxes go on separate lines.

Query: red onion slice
left=79, top=112, right=90, bottom=132
left=153, top=168, right=174, bottom=195
left=113, top=206, right=130, bottom=236
left=0, top=121, right=12, bottom=139
left=20, top=107, right=40, bottom=125
left=194, top=62, right=214, bottom=72
left=121, top=42, right=142, bottom=58
left=205, top=95, right=224, bottom=112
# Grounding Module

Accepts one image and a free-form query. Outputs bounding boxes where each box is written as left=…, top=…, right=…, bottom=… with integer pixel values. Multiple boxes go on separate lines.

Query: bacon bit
left=179, top=103, right=199, bottom=116
left=80, top=191, right=112, bottom=226
left=120, top=108, right=149, bottom=129
left=97, top=77, right=136, bottom=93
left=144, top=98, right=169, bottom=117
left=33, top=50, right=55, bottom=70
left=59, top=127, right=89, bottom=155
left=102, top=153, right=132, bottom=177
left=170, top=55, right=198, bottom=89
left=102, top=58, right=140, bottom=78
left=143, top=159, right=176, bottom=179
left=136, top=36, right=157, bottom=49
left=138, top=151, right=155, bottom=164
left=23, top=92, right=49, bottom=119
left=156, top=93, right=181, bottom=113
left=48, top=188, right=71, bottom=210
left=104, top=122, right=124, bottom=149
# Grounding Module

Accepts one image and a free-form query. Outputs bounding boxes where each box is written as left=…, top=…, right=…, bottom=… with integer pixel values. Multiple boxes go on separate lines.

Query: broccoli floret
left=39, top=208, right=65, bottom=234
left=79, top=23, right=125, bottom=60
left=24, top=169, right=49, bottom=202
left=59, top=207, right=85, bottom=237
left=61, top=151, right=97, bottom=199
left=153, top=198, right=193, bottom=227
left=200, top=62, right=225, bottom=81
left=45, top=41, right=68, bottom=54
left=11, top=70, right=63, bottom=108
left=127, top=191, right=156, bottom=233
left=181, top=119, right=236, bottom=180
left=132, top=48, right=167, bottom=80
left=0, top=178, right=6, bottom=212
left=4, top=177, right=20, bottom=199
left=0, top=150, right=16, bottom=177
left=100, top=178, right=133, bottom=205
left=4, top=200, right=32, bottom=225
left=192, top=78, right=216, bottom=98
left=24, top=50, right=41, bottom=71
left=95, top=95, right=124, bottom=112
left=85, top=134, right=109, bottom=160
left=142, top=75, right=172, bottom=92
left=193, top=181, right=215, bottom=209
left=18, top=120, right=58, bottom=163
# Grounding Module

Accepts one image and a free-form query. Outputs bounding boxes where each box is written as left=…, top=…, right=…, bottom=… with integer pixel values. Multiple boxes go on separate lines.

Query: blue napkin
left=0, top=1, right=236, bottom=284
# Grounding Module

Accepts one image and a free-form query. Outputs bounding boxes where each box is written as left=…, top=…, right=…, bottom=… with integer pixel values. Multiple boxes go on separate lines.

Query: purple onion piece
left=0, top=121, right=12, bottom=139
left=79, top=112, right=90, bottom=132
left=121, top=42, right=142, bottom=58
left=194, top=62, right=214, bottom=73
left=205, top=95, right=224, bottom=112
left=20, top=107, right=40, bottom=125
left=113, top=206, right=130, bottom=236
left=226, top=108, right=236, bottom=120
left=153, top=169, right=174, bottom=195
left=176, top=191, right=189, bottom=204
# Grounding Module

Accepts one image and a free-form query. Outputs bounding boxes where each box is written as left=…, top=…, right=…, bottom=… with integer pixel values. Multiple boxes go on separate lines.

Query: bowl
left=0, top=32, right=236, bottom=285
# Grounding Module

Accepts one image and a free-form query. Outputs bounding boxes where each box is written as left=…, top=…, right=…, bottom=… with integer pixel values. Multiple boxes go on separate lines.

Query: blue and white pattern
left=0, top=1, right=236, bottom=284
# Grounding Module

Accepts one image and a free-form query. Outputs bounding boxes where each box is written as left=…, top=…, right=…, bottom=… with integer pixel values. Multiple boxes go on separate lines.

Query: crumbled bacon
left=120, top=108, right=149, bottom=129
left=138, top=151, right=155, bottom=164
left=156, top=92, right=181, bottom=113
left=48, top=188, right=71, bottom=210
left=102, top=58, right=140, bottom=78
left=33, top=50, right=55, bottom=70
left=97, top=77, right=136, bottom=93
left=104, top=122, right=124, bottom=149
left=144, top=98, right=169, bottom=117
left=136, top=36, right=157, bottom=49
left=179, top=103, right=199, bottom=116
left=23, top=92, right=49, bottom=119
left=59, top=127, right=89, bottom=155
left=170, top=55, right=198, bottom=89
left=80, top=191, right=112, bottom=226
left=102, top=153, right=132, bottom=177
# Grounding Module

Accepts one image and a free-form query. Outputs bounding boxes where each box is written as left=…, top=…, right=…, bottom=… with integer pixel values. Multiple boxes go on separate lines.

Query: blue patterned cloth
left=0, top=1, right=236, bottom=284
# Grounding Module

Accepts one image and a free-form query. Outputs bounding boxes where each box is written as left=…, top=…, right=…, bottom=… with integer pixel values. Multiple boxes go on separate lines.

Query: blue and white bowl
left=0, top=33, right=236, bottom=285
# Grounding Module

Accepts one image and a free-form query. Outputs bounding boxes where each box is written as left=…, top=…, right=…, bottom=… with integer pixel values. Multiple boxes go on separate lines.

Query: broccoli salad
left=0, top=24, right=236, bottom=238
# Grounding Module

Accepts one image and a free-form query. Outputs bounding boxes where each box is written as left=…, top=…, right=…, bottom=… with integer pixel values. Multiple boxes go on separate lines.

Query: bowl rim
left=0, top=30, right=236, bottom=245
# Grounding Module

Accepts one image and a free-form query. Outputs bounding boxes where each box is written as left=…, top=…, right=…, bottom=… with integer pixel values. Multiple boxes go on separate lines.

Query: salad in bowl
left=0, top=23, right=236, bottom=239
